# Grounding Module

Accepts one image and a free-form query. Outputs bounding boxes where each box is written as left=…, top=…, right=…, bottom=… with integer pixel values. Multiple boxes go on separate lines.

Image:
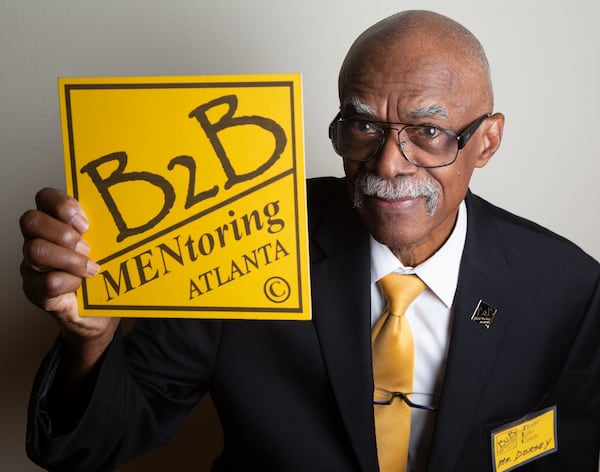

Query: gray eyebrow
left=342, top=99, right=448, bottom=121
left=343, top=97, right=375, bottom=115
left=407, top=104, right=448, bottom=119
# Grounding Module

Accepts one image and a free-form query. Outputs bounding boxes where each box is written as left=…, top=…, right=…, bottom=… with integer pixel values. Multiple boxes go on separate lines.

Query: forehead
left=339, top=44, right=472, bottom=122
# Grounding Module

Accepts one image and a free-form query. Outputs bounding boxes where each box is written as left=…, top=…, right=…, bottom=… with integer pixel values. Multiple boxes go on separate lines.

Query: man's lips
left=364, top=194, right=425, bottom=211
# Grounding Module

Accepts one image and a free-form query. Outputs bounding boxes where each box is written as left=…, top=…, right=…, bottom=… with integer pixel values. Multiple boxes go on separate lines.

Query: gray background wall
left=1, top=1, right=598, bottom=470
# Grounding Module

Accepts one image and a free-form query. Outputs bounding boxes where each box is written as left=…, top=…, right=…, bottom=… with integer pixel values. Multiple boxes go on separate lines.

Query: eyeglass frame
left=373, top=387, right=440, bottom=412
left=328, top=111, right=491, bottom=168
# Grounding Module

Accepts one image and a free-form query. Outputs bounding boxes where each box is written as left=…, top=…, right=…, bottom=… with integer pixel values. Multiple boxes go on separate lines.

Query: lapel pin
left=471, top=299, right=498, bottom=329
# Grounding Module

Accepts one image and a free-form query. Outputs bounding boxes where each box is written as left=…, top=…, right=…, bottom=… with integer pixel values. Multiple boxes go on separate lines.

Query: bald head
left=339, top=10, right=494, bottom=110
left=335, top=11, right=505, bottom=265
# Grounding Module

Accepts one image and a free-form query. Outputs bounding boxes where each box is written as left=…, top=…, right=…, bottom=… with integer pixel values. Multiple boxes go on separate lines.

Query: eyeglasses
left=373, top=387, right=440, bottom=412
left=328, top=112, right=491, bottom=168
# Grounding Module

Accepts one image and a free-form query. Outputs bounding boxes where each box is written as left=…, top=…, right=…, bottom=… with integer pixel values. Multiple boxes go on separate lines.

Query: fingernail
left=75, top=239, right=91, bottom=256
left=71, top=213, right=90, bottom=233
left=86, top=259, right=100, bottom=277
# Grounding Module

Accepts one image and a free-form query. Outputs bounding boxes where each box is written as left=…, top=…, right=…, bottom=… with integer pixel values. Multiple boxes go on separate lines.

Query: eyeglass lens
left=331, top=120, right=458, bottom=167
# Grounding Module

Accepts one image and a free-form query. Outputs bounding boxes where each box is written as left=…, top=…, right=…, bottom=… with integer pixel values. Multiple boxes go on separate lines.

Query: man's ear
left=475, top=112, right=504, bottom=168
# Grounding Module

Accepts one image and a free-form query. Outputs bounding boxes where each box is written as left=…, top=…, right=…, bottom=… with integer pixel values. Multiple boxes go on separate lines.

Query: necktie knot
left=378, top=273, right=426, bottom=317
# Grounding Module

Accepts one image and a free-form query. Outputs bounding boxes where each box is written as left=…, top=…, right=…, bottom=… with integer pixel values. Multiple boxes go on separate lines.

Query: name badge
left=491, top=406, right=558, bottom=472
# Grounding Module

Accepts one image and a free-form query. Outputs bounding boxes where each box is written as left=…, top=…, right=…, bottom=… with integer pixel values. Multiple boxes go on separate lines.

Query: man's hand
left=20, top=188, right=119, bottom=376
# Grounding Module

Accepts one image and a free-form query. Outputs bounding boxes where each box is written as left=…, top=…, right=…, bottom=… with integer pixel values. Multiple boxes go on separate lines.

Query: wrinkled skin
left=20, top=188, right=118, bottom=381
left=338, top=12, right=504, bottom=266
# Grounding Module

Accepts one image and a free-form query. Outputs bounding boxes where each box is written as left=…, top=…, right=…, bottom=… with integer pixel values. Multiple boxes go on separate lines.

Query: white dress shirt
left=370, top=201, right=467, bottom=471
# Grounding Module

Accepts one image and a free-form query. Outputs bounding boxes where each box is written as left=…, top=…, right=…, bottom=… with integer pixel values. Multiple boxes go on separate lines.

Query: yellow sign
left=59, top=75, right=310, bottom=320
left=491, top=406, right=558, bottom=472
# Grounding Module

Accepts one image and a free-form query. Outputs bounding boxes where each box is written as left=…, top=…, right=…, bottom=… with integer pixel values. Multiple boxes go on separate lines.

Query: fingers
left=20, top=209, right=82, bottom=251
left=22, top=238, right=99, bottom=278
left=20, top=188, right=99, bottom=320
left=20, top=188, right=119, bottom=347
left=20, top=187, right=98, bottom=276
left=20, top=262, right=84, bottom=309
left=35, top=187, right=89, bottom=232
left=20, top=191, right=89, bottom=252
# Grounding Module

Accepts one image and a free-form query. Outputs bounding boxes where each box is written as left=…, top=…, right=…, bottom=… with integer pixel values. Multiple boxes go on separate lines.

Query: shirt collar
left=370, top=201, right=467, bottom=307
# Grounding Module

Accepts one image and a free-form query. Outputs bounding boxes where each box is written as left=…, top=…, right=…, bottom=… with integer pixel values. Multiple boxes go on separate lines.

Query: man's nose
left=366, top=130, right=418, bottom=179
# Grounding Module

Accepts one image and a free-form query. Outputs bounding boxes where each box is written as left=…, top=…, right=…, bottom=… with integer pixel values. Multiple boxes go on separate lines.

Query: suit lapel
left=308, top=178, right=379, bottom=471
left=307, top=182, right=520, bottom=471
left=427, top=193, right=518, bottom=472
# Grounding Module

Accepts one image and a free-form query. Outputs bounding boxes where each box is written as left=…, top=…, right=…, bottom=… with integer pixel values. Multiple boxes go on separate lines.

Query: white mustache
left=353, top=172, right=440, bottom=215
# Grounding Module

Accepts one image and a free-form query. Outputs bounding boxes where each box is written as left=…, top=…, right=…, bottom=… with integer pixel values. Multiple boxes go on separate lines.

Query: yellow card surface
left=59, top=74, right=311, bottom=320
left=491, top=406, right=558, bottom=472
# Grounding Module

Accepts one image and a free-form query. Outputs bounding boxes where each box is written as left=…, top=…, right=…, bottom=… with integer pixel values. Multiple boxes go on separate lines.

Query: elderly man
left=21, top=10, right=600, bottom=472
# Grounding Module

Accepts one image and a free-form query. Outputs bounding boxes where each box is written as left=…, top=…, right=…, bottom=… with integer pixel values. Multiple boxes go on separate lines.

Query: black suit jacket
left=27, top=177, right=600, bottom=471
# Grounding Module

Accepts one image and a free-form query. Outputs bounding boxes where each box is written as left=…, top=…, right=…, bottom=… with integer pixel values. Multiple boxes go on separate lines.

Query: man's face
left=339, top=41, right=498, bottom=265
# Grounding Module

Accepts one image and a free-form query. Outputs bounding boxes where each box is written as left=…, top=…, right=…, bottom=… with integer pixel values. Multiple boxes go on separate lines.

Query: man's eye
left=352, top=121, right=378, bottom=134
left=421, top=126, right=441, bottom=138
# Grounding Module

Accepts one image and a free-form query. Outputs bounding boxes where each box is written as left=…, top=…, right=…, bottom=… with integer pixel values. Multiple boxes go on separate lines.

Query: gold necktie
left=372, top=273, right=426, bottom=472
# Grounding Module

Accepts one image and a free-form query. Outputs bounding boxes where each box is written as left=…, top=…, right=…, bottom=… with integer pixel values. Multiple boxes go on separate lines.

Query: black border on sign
left=63, top=80, right=306, bottom=316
